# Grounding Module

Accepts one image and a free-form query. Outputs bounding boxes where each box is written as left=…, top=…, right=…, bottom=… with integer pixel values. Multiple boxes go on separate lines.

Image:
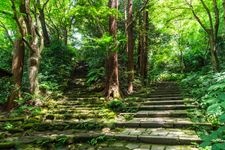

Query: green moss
left=0, top=142, right=15, bottom=149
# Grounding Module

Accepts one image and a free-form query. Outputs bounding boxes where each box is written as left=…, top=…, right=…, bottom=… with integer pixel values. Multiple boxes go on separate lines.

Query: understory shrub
left=40, top=40, right=76, bottom=91
left=181, top=69, right=225, bottom=149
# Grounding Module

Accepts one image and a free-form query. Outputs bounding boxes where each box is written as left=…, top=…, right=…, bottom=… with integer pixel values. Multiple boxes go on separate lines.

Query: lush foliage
left=40, top=40, right=76, bottom=91
left=181, top=69, right=225, bottom=149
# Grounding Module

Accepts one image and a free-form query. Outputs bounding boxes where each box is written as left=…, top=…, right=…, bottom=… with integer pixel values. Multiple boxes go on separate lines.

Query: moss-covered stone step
left=115, top=117, right=210, bottom=128
left=142, top=100, right=185, bottom=105
left=125, top=97, right=183, bottom=102
left=45, top=108, right=103, bottom=115
left=0, top=129, right=103, bottom=148
left=151, top=89, right=181, bottom=94
left=147, top=94, right=182, bottom=98
left=55, top=105, right=102, bottom=109
left=135, top=110, right=188, bottom=117
left=106, top=128, right=201, bottom=145
left=139, top=105, right=197, bottom=110
left=152, top=87, right=180, bottom=90
left=77, top=141, right=198, bottom=150
left=65, top=97, right=102, bottom=101
left=44, top=113, right=98, bottom=120
left=21, top=117, right=117, bottom=131
left=42, top=110, right=115, bottom=120
left=134, top=94, right=182, bottom=99
left=0, top=117, right=25, bottom=122
left=55, top=101, right=104, bottom=106
left=134, top=95, right=183, bottom=98
left=97, top=142, right=198, bottom=150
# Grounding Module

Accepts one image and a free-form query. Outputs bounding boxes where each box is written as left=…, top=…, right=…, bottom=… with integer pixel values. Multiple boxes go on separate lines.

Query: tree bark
left=105, top=0, right=120, bottom=99
left=126, top=0, right=134, bottom=94
left=63, top=27, right=68, bottom=46
left=38, top=6, right=50, bottom=46
left=137, top=16, right=143, bottom=73
left=5, top=39, right=25, bottom=111
left=143, top=9, right=149, bottom=79
left=138, top=3, right=149, bottom=83
left=6, top=0, right=26, bottom=111
left=209, top=35, right=220, bottom=72
left=21, top=0, right=44, bottom=97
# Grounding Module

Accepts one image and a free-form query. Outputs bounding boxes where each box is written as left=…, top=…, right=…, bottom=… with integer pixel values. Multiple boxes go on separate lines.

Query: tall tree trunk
left=38, top=8, right=50, bottom=46
left=127, top=0, right=134, bottom=94
left=179, top=48, right=185, bottom=73
left=105, top=0, right=120, bottom=98
left=63, top=27, right=68, bottom=46
left=23, top=0, right=43, bottom=97
left=6, top=0, right=26, bottom=111
left=137, top=17, right=143, bottom=73
left=5, top=39, right=25, bottom=111
left=140, top=8, right=149, bottom=83
left=209, top=35, right=220, bottom=72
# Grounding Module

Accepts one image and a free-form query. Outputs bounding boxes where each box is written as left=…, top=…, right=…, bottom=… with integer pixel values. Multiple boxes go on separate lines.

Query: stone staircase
left=107, top=82, right=209, bottom=149
left=0, top=81, right=209, bottom=149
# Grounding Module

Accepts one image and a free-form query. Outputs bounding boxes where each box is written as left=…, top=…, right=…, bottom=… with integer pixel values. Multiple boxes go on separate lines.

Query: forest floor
left=0, top=76, right=212, bottom=150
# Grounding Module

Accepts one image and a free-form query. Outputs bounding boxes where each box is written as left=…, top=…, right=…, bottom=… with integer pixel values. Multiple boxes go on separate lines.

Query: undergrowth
left=181, top=69, right=225, bottom=149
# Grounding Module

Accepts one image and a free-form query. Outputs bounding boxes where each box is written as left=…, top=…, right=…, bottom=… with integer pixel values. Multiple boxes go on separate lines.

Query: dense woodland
left=1, top=0, right=225, bottom=149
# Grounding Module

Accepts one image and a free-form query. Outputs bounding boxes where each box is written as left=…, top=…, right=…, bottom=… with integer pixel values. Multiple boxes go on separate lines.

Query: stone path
left=107, top=82, right=207, bottom=149
left=0, top=81, right=208, bottom=149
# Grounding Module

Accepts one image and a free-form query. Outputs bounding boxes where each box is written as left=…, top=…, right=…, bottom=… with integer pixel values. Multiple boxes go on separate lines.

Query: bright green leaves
left=208, top=83, right=225, bottom=92
left=200, top=126, right=225, bottom=149
left=181, top=70, right=225, bottom=149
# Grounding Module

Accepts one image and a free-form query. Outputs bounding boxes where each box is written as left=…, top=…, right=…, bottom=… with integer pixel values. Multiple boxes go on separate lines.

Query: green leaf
left=200, top=141, right=211, bottom=147
left=219, top=114, right=225, bottom=122
left=207, top=103, right=221, bottom=114
left=220, top=102, right=225, bottom=110
left=212, top=143, right=225, bottom=150
left=218, top=93, right=225, bottom=101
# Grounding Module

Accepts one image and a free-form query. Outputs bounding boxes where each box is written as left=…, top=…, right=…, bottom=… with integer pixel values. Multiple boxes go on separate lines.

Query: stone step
left=135, top=110, right=188, bottom=117
left=120, top=110, right=187, bottom=118
left=65, top=97, right=100, bottom=100
left=144, top=97, right=183, bottom=101
left=150, top=91, right=181, bottom=95
left=139, top=105, right=197, bottom=110
left=45, top=109, right=100, bottom=115
left=152, top=86, right=179, bottom=88
left=137, top=95, right=183, bottom=99
left=55, top=105, right=102, bottom=109
left=143, top=100, right=185, bottom=105
left=44, top=113, right=99, bottom=120
left=98, top=142, right=198, bottom=150
left=147, top=94, right=183, bottom=98
left=125, top=97, right=183, bottom=102
left=150, top=93, right=182, bottom=97
left=107, top=128, right=201, bottom=145
left=1, top=129, right=103, bottom=148
left=21, top=119, right=108, bottom=131
left=115, top=118, right=210, bottom=128
left=56, top=101, right=104, bottom=105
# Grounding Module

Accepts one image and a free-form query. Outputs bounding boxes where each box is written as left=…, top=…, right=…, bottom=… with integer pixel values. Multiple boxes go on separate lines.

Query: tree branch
left=0, top=21, right=14, bottom=46
left=22, top=37, right=33, bottom=51
left=200, top=0, right=213, bottom=33
left=10, top=0, right=25, bottom=37
left=185, top=0, right=209, bottom=34
left=213, top=0, right=219, bottom=38
left=43, top=0, right=50, bottom=9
